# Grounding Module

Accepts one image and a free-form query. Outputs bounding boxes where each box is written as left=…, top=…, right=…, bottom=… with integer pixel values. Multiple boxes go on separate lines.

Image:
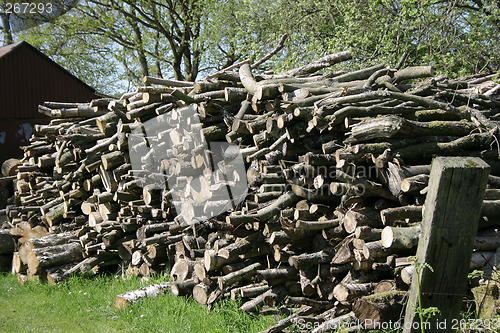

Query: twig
left=251, top=34, right=288, bottom=69
left=142, top=76, right=193, bottom=87
left=204, top=59, right=251, bottom=81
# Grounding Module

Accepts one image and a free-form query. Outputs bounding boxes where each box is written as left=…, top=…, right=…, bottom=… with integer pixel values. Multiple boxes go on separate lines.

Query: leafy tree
left=1, top=0, right=78, bottom=46
left=272, top=0, right=499, bottom=75
left=198, top=0, right=500, bottom=76
left=2, top=0, right=499, bottom=95
left=0, top=2, right=13, bottom=44
left=13, top=0, right=288, bottom=93
left=5, top=0, right=208, bottom=93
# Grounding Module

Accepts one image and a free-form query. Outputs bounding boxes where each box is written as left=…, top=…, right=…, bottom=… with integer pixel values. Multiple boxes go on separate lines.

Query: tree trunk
left=333, top=282, right=375, bottom=302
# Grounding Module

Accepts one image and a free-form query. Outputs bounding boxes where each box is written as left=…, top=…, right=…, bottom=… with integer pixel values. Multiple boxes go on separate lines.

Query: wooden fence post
left=403, top=157, right=490, bottom=333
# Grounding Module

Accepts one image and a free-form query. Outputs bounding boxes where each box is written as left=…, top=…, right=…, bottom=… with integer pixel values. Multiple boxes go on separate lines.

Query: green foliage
left=0, top=273, right=276, bottom=333
left=198, top=0, right=500, bottom=77
left=12, top=0, right=209, bottom=93
left=415, top=306, right=441, bottom=326
left=3, top=0, right=499, bottom=95
left=468, top=269, right=485, bottom=282
left=410, top=256, right=441, bottom=333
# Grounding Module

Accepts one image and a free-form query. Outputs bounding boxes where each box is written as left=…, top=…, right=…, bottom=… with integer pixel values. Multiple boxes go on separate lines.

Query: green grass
left=0, top=273, right=277, bottom=333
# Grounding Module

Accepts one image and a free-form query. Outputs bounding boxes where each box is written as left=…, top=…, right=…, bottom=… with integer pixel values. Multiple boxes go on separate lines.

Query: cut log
left=170, top=279, right=197, bottom=297
left=257, top=266, right=298, bottom=282
left=239, top=284, right=270, bottom=298
left=115, top=282, right=170, bottom=309
left=289, top=248, right=335, bottom=269
left=333, top=282, right=375, bottom=302
left=240, top=286, right=287, bottom=312
left=474, top=236, right=500, bottom=251
left=11, top=252, right=24, bottom=274
left=218, top=262, right=263, bottom=289
left=353, top=290, right=407, bottom=329
left=470, top=251, right=495, bottom=270
left=380, top=205, right=423, bottom=226
left=362, top=240, right=393, bottom=260
left=392, top=66, right=435, bottom=83
left=400, top=174, right=429, bottom=193
left=346, top=115, right=475, bottom=143
left=260, top=305, right=315, bottom=333
left=381, top=225, right=421, bottom=249
left=401, top=265, right=414, bottom=285
left=296, top=219, right=340, bottom=230
left=311, top=312, right=356, bottom=333
left=170, top=258, right=195, bottom=282
left=283, top=51, right=352, bottom=77
left=27, top=242, right=83, bottom=274
left=217, top=232, right=265, bottom=259
left=343, top=207, right=383, bottom=234
left=331, top=236, right=355, bottom=264
left=2, top=158, right=20, bottom=176
left=192, top=283, right=212, bottom=305
left=22, top=231, right=76, bottom=250
left=354, top=226, right=382, bottom=241
left=41, top=202, right=66, bottom=227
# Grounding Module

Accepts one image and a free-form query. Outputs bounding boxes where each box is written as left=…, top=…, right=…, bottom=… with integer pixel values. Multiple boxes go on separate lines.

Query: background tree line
left=1, top=0, right=499, bottom=95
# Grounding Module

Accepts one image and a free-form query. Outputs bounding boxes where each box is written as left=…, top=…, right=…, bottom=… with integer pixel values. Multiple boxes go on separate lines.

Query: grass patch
left=0, top=273, right=277, bottom=333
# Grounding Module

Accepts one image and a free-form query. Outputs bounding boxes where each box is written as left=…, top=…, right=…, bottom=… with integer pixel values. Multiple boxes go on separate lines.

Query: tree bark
left=353, top=290, right=407, bottom=329
left=239, top=64, right=258, bottom=95
left=380, top=205, right=423, bottom=226
left=240, top=286, right=287, bottom=313
left=115, top=282, right=170, bottom=309
left=346, top=115, right=475, bottom=144
left=333, top=282, right=375, bottom=302
left=343, top=207, right=383, bottom=234
left=282, top=51, right=352, bottom=77
left=288, top=248, right=335, bottom=269
left=218, top=262, right=263, bottom=289
left=27, top=242, right=83, bottom=274
left=381, top=225, right=421, bottom=249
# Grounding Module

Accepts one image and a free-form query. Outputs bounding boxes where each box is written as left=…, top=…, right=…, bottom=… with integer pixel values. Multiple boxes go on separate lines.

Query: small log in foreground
left=115, top=282, right=170, bottom=309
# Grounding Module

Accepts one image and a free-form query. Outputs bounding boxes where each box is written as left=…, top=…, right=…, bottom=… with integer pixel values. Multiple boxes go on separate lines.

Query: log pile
left=1, top=49, right=500, bottom=330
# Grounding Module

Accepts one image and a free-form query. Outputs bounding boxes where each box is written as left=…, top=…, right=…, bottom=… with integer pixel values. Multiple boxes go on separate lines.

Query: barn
left=0, top=41, right=99, bottom=165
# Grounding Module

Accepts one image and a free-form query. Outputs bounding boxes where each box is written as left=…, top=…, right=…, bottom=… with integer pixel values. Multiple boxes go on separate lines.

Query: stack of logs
left=2, top=49, right=500, bottom=331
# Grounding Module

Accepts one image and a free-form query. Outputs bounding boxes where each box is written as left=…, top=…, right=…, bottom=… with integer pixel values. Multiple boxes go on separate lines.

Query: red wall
left=0, top=42, right=98, bottom=164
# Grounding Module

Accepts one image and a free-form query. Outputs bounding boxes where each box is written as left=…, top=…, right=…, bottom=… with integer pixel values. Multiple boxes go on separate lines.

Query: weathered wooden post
left=403, top=157, right=490, bottom=333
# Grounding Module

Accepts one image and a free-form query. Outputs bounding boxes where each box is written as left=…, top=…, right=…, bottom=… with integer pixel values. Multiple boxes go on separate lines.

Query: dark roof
left=0, top=41, right=97, bottom=93
left=0, top=42, right=19, bottom=57
left=0, top=41, right=99, bottom=119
